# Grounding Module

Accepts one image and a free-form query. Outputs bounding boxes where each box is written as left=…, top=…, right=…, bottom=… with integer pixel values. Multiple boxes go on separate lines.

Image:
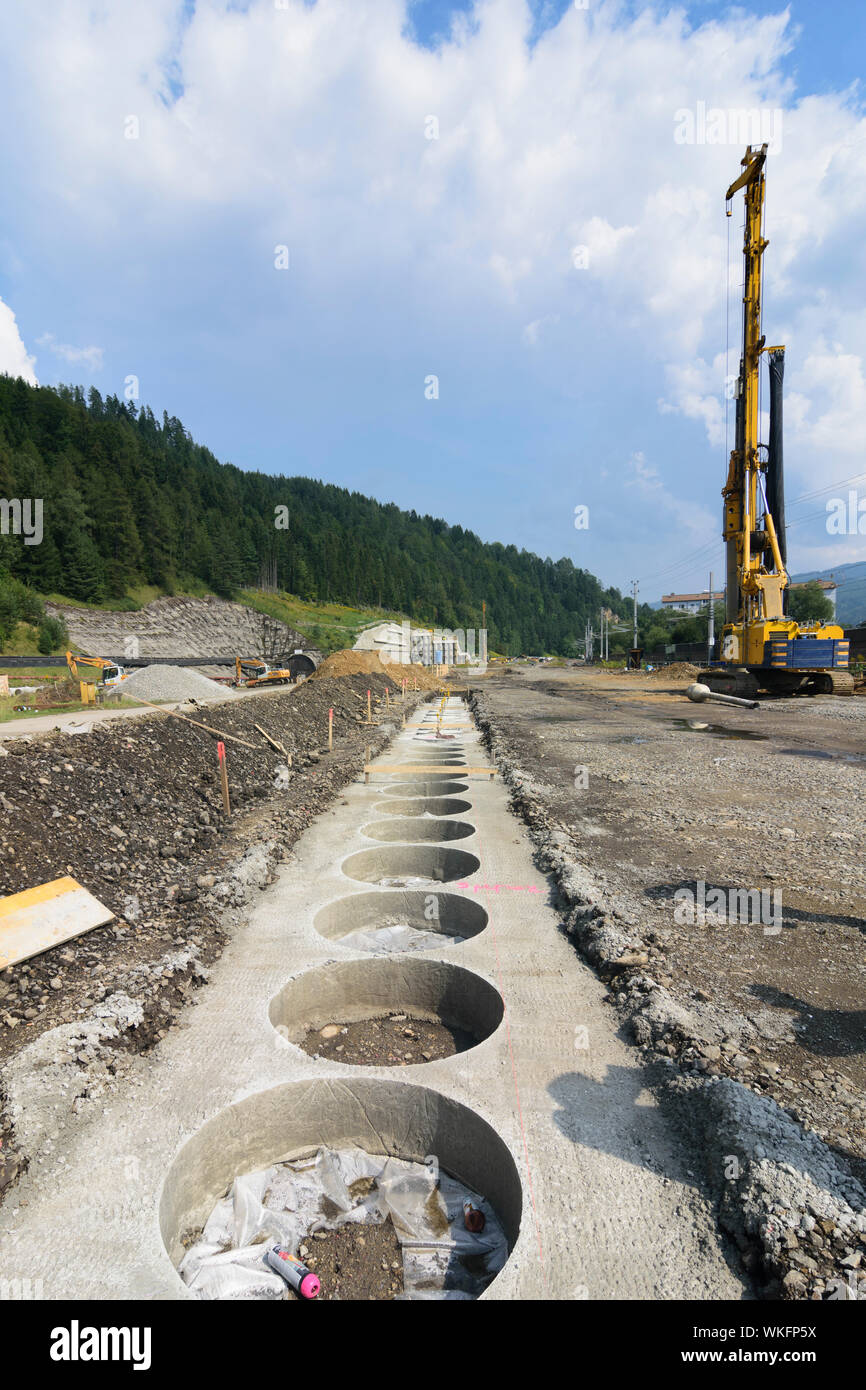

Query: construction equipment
left=66, top=650, right=129, bottom=702
left=234, top=656, right=293, bottom=688
left=697, top=146, right=852, bottom=699
left=234, top=651, right=316, bottom=688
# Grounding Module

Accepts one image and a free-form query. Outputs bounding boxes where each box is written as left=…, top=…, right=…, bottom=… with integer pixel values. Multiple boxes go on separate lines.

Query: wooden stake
left=254, top=723, right=288, bottom=757
left=367, top=689, right=372, bottom=724
left=217, top=741, right=231, bottom=817
left=328, top=707, right=334, bottom=751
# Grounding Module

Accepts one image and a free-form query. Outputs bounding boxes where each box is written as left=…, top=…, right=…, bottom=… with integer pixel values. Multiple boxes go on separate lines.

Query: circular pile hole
left=373, top=797, right=472, bottom=817
left=381, top=780, right=469, bottom=797
left=269, top=957, right=503, bottom=1066
left=361, top=817, right=475, bottom=844
left=342, top=845, right=479, bottom=885
left=408, top=754, right=465, bottom=766
left=160, top=1078, right=521, bottom=1301
left=313, top=888, right=487, bottom=950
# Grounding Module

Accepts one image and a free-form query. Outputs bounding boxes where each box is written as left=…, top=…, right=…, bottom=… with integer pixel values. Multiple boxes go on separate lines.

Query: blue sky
left=1, top=0, right=864, bottom=603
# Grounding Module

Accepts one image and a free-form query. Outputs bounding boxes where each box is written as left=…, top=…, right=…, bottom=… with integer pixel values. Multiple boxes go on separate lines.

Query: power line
left=635, top=463, right=866, bottom=589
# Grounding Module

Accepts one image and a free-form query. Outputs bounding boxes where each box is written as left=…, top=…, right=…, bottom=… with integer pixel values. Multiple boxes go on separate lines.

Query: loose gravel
left=114, top=665, right=239, bottom=702
left=471, top=666, right=866, bottom=1301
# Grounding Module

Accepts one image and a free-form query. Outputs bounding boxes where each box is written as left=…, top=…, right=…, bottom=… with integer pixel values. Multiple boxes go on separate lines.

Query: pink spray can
left=265, top=1245, right=321, bottom=1299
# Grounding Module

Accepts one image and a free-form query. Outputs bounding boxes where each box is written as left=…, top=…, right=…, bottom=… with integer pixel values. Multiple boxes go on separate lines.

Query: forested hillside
left=0, top=376, right=623, bottom=654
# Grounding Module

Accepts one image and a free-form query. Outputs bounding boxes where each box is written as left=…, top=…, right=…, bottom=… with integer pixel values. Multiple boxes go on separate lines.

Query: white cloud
left=625, top=448, right=718, bottom=551
left=522, top=312, right=559, bottom=346
left=1, top=0, right=865, bottom=583
left=0, top=296, right=37, bottom=384
left=659, top=355, right=727, bottom=447
left=37, top=333, right=104, bottom=372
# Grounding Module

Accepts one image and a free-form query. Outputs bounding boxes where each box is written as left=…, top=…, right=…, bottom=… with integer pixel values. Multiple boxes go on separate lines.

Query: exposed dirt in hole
left=295, top=1218, right=403, bottom=1300
left=300, top=1012, right=477, bottom=1065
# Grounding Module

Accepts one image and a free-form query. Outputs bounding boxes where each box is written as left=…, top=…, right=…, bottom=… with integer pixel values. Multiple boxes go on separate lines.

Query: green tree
left=788, top=582, right=834, bottom=625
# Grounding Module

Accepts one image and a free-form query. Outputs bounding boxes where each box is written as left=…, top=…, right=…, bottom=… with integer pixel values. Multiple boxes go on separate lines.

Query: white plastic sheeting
left=180, top=1147, right=508, bottom=1300
left=338, top=924, right=466, bottom=953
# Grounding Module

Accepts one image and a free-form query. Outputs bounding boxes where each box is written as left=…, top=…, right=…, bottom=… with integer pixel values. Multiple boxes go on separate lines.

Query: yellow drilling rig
left=698, top=145, right=852, bottom=698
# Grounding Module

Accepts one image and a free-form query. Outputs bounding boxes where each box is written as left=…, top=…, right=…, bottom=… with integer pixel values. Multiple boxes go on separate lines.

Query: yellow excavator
left=234, top=656, right=295, bottom=688
left=698, top=145, right=852, bottom=698
left=66, top=650, right=129, bottom=703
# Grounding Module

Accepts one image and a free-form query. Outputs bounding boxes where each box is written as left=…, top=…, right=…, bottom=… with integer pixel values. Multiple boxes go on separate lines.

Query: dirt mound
left=0, top=670, right=425, bottom=1085
left=313, top=650, right=392, bottom=678
left=647, top=662, right=700, bottom=680
left=312, top=650, right=444, bottom=690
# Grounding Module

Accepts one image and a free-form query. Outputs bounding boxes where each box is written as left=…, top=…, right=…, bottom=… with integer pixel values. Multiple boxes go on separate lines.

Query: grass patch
left=0, top=666, right=64, bottom=684
left=0, top=696, right=87, bottom=722
left=0, top=692, right=146, bottom=722
left=238, top=589, right=408, bottom=656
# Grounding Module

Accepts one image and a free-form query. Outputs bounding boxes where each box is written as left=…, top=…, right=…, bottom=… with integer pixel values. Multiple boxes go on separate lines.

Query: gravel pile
left=117, top=665, right=239, bottom=702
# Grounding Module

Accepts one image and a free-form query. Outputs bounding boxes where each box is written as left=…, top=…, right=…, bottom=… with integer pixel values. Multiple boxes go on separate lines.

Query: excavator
left=234, top=656, right=294, bottom=688
left=698, top=145, right=852, bottom=698
left=234, top=653, right=317, bottom=688
left=66, top=650, right=129, bottom=702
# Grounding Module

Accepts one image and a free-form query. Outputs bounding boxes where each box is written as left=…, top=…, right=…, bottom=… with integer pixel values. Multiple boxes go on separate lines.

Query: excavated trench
left=158, top=695, right=518, bottom=1299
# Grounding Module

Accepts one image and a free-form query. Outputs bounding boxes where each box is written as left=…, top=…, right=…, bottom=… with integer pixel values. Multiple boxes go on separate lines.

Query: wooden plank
left=0, top=877, right=114, bottom=969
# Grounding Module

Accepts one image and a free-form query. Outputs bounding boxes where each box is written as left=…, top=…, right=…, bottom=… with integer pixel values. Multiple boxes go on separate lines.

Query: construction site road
left=471, top=664, right=866, bottom=1300
left=0, top=695, right=747, bottom=1301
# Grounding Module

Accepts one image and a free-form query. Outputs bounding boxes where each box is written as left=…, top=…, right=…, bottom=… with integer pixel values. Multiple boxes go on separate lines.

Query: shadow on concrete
left=547, top=1064, right=752, bottom=1297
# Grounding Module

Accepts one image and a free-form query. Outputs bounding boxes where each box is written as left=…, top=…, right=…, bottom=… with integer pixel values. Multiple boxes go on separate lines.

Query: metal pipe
left=687, top=681, right=759, bottom=710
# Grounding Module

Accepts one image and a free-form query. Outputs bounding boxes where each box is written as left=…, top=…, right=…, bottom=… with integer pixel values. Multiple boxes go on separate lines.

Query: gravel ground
left=471, top=666, right=866, bottom=1300
left=0, top=672, right=426, bottom=1201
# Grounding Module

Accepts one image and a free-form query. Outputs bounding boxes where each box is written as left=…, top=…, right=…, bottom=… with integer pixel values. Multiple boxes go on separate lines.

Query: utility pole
left=600, top=607, right=604, bottom=663
left=707, top=571, right=715, bottom=665
left=632, top=580, right=639, bottom=648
